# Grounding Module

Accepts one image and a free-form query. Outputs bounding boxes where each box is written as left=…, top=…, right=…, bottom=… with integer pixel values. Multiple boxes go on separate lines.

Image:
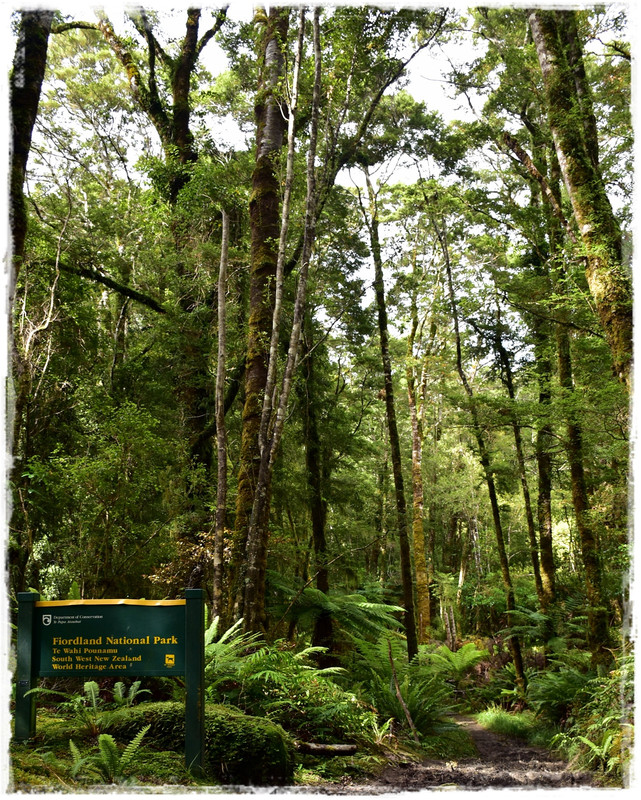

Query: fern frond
left=97, top=733, right=120, bottom=782
left=83, top=681, right=101, bottom=710
left=120, top=724, right=150, bottom=772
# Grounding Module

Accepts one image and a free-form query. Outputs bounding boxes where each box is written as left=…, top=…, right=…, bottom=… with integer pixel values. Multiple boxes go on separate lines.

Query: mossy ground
left=10, top=703, right=479, bottom=791
left=9, top=710, right=204, bottom=791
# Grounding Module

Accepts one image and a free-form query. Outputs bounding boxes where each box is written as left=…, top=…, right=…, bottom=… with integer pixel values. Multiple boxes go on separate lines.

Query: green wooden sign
left=15, top=589, right=205, bottom=775
left=37, top=599, right=187, bottom=676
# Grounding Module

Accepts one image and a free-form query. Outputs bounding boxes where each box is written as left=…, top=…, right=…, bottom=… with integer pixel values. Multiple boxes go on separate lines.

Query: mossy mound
left=109, top=701, right=294, bottom=785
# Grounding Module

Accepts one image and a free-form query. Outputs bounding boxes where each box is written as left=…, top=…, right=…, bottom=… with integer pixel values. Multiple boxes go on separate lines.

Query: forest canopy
left=5, top=4, right=633, bottom=782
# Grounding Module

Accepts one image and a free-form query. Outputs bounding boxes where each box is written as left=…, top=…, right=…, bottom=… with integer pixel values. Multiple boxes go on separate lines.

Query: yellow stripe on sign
left=35, top=599, right=186, bottom=607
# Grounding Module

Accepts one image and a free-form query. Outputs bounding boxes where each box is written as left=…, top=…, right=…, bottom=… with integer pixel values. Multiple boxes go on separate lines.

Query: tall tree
left=436, top=209, right=527, bottom=693
left=9, top=9, right=54, bottom=594
left=360, top=170, right=418, bottom=661
left=231, top=5, right=290, bottom=623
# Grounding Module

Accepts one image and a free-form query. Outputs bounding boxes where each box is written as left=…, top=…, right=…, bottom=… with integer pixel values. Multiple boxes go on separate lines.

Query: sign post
left=185, top=589, right=205, bottom=776
left=15, top=592, right=38, bottom=741
left=14, top=589, right=205, bottom=774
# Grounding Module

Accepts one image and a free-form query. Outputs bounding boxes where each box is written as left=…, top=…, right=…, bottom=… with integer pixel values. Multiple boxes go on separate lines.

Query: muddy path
left=315, top=717, right=596, bottom=793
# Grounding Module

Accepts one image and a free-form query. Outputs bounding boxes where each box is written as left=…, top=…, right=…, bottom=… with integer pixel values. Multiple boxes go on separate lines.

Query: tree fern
left=427, top=643, right=489, bottom=683
left=280, top=587, right=404, bottom=639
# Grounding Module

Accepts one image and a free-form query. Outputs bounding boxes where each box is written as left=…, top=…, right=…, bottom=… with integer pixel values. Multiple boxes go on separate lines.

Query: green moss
left=108, top=701, right=294, bottom=785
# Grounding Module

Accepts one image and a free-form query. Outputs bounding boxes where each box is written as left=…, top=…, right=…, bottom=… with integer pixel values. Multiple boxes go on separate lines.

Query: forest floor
left=311, top=717, right=597, bottom=793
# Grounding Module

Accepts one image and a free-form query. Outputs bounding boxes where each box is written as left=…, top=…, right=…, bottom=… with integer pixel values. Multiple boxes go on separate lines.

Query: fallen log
left=295, top=742, right=358, bottom=755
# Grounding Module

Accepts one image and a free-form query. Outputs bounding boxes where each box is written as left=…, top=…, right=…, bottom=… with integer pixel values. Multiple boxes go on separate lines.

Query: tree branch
left=501, top=131, right=577, bottom=244
left=51, top=21, right=99, bottom=34
left=195, top=6, right=229, bottom=60
left=58, top=261, right=167, bottom=314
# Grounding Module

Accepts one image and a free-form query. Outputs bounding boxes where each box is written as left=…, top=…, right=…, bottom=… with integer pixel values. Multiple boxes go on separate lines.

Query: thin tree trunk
left=300, top=320, right=334, bottom=659
left=529, top=9, right=632, bottom=390
left=406, top=274, right=437, bottom=643
left=213, top=210, right=230, bottom=619
left=437, top=215, right=527, bottom=693
left=491, top=311, right=545, bottom=608
left=556, top=313, right=612, bottom=667
left=532, top=314, right=557, bottom=613
left=362, top=170, right=418, bottom=661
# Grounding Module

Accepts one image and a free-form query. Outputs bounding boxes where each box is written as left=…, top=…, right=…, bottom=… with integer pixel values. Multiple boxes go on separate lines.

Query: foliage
left=204, top=623, right=376, bottom=744
left=278, top=586, right=405, bottom=640
left=475, top=705, right=555, bottom=748
left=527, top=666, right=593, bottom=725
left=112, top=681, right=151, bottom=708
left=548, top=652, right=633, bottom=785
left=424, top=642, right=489, bottom=685
left=347, top=634, right=454, bottom=737
left=26, top=681, right=110, bottom=737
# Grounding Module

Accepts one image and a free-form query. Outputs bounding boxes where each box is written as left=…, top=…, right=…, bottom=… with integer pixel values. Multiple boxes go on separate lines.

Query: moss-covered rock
left=109, top=701, right=294, bottom=785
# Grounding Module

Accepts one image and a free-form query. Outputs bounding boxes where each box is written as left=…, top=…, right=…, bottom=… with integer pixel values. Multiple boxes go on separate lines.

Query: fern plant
left=347, top=633, right=454, bottom=738
left=527, top=666, right=593, bottom=724
left=112, top=680, right=150, bottom=707
left=280, top=587, right=404, bottom=640
left=69, top=725, right=150, bottom=784
left=27, top=680, right=110, bottom=736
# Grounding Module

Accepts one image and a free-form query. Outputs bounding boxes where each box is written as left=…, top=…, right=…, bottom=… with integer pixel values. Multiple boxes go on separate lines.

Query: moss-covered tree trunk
left=9, top=10, right=53, bottom=595
left=231, top=7, right=290, bottom=622
left=10, top=10, right=53, bottom=279
left=242, top=7, right=322, bottom=633
left=556, top=307, right=613, bottom=668
left=213, top=210, right=230, bottom=618
left=529, top=9, right=632, bottom=390
left=405, top=269, right=436, bottom=644
left=364, top=171, right=418, bottom=661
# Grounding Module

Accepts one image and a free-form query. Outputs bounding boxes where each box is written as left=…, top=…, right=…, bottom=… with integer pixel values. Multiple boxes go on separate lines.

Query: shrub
left=551, top=653, right=633, bottom=785
left=205, top=622, right=376, bottom=744
left=527, top=666, right=593, bottom=725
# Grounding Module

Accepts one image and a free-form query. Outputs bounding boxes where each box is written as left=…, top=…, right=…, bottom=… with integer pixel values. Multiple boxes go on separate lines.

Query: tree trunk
left=231, top=6, right=290, bottom=620
left=213, top=210, right=230, bottom=619
left=556, top=314, right=612, bottom=667
left=492, top=314, right=545, bottom=609
left=242, top=7, right=322, bottom=632
left=406, top=281, right=437, bottom=643
left=300, top=319, right=334, bottom=659
left=8, top=10, right=53, bottom=596
left=532, top=314, right=557, bottom=614
left=363, top=170, right=418, bottom=661
left=10, top=10, right=53, bottom=280
left=529, top=9, right=632, bottom=390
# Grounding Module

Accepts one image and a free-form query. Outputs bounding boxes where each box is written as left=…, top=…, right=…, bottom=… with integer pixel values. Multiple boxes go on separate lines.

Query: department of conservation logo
left=165, top=654, right=175, bottom=668
left=42, top=614, right=52, bottom=626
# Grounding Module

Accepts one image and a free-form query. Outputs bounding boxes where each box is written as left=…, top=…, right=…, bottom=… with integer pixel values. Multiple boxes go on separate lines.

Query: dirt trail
left=316, top=717, right=596, bottom=793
